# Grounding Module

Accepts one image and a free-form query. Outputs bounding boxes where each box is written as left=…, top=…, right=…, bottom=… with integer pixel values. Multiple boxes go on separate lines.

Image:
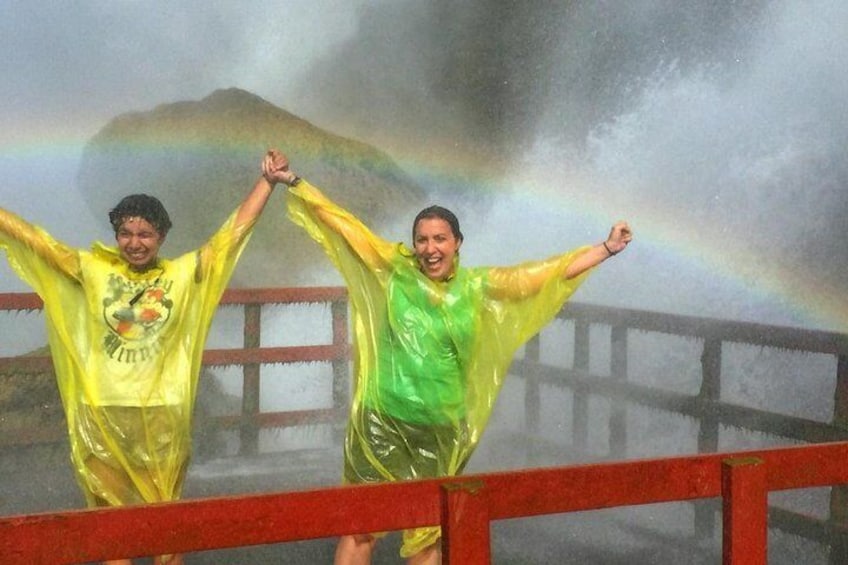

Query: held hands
left=604, top=221, right=632, bottom=256
left=262, top=149, right=298, bottom=186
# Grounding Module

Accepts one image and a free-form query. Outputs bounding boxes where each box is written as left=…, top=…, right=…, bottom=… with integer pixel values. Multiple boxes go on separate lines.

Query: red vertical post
left=441, top=480, right=490, bottom=565
left=722, top=456, right=767, bottom=565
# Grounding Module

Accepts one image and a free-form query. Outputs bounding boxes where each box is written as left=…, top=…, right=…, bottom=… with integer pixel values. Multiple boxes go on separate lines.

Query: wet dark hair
left=412, top=205, right=463, bottom=243
left=108, top=194, right=172, bottom=236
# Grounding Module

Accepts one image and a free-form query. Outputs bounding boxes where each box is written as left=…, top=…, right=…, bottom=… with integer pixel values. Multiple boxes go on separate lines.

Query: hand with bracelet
left=604, top=221, right=632, bottom=256
left=562, top=220, right=632, bottom=280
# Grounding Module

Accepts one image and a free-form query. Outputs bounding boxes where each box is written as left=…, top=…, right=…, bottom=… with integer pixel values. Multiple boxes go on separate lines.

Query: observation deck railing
left=1, top=287, right=848, bottom=563
left=0, top=287, right=351, bottom=451
left=518, top=301, right=848, bottom=552
left=3, top=442, right=848, bottom=564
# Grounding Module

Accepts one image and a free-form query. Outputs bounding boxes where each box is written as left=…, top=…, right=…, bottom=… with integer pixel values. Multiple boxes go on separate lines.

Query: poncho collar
left=91, top=241, right=163, bottom=279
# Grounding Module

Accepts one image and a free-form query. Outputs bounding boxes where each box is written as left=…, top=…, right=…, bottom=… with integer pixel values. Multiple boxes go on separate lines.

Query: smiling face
left=414, top=217, right=462, bottom=282
left=116, top=216, right=165, bottom=272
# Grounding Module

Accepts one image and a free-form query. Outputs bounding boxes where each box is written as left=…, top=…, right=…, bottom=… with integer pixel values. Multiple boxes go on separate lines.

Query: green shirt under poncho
left=288, top=180, right=592, bottom=557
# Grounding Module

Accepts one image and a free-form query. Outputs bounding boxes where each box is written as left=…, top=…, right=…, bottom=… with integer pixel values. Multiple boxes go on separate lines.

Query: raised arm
left=486, top=221, right=632, bottom=300
left=268, top=149, right=393, bottom=271
left=563, top=220, right=632, bottom=280
left=0, top=206, right=81, bottom=280
left=232, top=150, right=283, bottom=229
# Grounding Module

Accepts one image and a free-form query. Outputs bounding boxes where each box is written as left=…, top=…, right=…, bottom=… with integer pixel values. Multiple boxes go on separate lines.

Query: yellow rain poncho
left=288, top=181, right=592, bottom=556
left=0, top=206, right=255, bottom=507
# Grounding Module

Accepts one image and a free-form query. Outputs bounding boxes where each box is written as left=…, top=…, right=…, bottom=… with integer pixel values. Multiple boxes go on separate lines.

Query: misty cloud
left=1, top=0, right=847, bottom=329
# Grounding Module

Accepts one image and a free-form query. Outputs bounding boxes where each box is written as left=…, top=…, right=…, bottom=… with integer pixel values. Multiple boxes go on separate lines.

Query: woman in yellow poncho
left=274, top=150, right=631, bottom=565
left=0, top=151, right=286, bottom=565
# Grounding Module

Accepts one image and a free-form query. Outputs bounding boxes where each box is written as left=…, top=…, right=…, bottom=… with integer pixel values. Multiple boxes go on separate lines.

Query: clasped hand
left=262, top=149, right=296, bottom=185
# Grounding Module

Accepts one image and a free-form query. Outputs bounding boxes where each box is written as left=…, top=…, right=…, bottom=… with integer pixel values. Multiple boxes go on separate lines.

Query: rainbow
left=2, top=127, right=845, bottom=334
left=374, top=141, right=847, bottom=334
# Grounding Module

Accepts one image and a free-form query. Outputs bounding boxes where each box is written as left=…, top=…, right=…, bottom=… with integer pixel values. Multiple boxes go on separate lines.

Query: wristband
left=603, top=241, right=617, bottom=256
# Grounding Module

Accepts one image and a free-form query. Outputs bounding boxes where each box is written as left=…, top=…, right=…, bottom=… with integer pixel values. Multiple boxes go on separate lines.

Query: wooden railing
left=518, top=302, right=848, bottom=558
left=521, top=302, right=848, bottom=452
left=3, top=288, right=848, bottom=563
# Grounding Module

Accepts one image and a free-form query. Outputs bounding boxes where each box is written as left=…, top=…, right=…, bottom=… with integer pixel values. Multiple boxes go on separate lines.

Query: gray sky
left=1, top=0, right=847, bottom=331
left=0, top=1, right=368, bottom=143
left=0, top=0, right=371, bottom=247
left=0, top=0, right=369, bottom=290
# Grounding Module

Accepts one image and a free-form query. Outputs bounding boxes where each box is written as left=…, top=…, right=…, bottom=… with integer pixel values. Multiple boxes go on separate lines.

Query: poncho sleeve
left=285, top=180, right=398, bottom=276
left=0, top=207, right=86, bottom=398
left=183, top=208, right=259, bottom=408
left=286, top=180, right=407, bottom=412
left=0, top=206, right=82, bottom=288
left=191, top=207, right=258, bottom=324
left=463, top=249, right=593, bottom=447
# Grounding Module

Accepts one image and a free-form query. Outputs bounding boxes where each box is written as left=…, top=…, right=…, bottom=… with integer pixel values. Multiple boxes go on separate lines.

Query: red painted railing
left=0, top=287, right=351, bottom=450
left=2, top=442, right=848, bottom=563
left=3, top=288, right=848, bottom=563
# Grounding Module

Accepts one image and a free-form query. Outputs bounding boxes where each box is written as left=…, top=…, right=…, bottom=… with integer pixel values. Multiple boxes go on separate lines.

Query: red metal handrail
left=0, top=287, right=351, bottom=450
left=0, top=286, right=349, bottom=310
left=4, top=287, right=848, bottom=562
left=2, top=441, right=848, bottom=564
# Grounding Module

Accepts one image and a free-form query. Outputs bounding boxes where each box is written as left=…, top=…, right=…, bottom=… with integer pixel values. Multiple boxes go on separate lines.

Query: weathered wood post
left=239, top=302, right=261, bottom=455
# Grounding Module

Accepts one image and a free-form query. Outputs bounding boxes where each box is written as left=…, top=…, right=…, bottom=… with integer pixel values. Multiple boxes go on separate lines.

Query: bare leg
left=101, top=551, right=183, bottom=564
left=86, top=457, right=183, bottom=565
left=85, top=456, right=144, bottom=506
left=334, top=534, right=377, bottom=565
left=154, top=554, right=183, bottom=564
left=407, top=543, right=440, bottom=565
left=86, top=459, right=136, bottom=565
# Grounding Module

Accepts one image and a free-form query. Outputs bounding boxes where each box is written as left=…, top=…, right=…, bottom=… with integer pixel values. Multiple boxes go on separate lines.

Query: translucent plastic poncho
left=288, top=181, right=592, bottom=556
left=0, top=206, right=255, bottom=507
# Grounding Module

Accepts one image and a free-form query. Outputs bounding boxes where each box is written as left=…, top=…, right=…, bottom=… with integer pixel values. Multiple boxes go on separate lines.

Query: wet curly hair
left=108, top=194, right=172, bottom=236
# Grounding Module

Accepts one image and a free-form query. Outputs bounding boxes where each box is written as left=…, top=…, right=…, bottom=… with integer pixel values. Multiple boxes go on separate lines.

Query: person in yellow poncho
left=0, top=151, right=287, bottom=565
left=269, top=150, right=633, bottom=565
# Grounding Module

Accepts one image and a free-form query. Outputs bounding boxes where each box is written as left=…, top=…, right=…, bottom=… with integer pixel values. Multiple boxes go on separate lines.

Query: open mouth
left=423, top=256, right=442, bottom=269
